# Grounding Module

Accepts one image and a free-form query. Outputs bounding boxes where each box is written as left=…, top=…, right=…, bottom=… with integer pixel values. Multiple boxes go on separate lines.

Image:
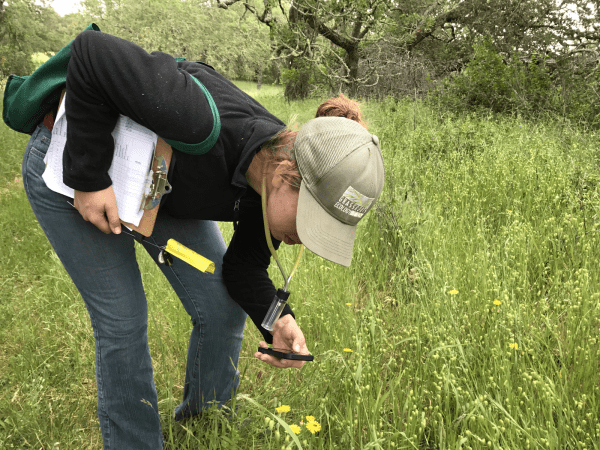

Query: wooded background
left=1, top=0, right=600, bottom=126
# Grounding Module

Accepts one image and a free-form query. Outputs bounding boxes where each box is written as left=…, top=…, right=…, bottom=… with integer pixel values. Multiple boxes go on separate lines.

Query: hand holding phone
left=258, top=346, right=314, bottom=361
left=255, top=316, right=311, bottom=368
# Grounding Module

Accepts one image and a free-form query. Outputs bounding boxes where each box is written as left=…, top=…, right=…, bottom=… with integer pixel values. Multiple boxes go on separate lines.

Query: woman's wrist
left=270, top=313, right=295, bottom=335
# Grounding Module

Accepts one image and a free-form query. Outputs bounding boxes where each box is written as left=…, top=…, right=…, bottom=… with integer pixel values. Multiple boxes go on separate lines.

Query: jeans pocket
left=23, top=126, right=52, bottom=193
left=29, top=133, right=51, bottom=161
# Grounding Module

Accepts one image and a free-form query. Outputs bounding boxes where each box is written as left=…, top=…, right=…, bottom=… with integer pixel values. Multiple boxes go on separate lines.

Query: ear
left=271, top=160, right=295, bottom=190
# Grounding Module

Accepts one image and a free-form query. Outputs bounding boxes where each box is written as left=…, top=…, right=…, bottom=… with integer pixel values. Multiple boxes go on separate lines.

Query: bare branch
left=291, top=4, right=356, bottom=52
left=215, top=0, right=276, bottom=27
left=215, top=0, right=240, bottom=9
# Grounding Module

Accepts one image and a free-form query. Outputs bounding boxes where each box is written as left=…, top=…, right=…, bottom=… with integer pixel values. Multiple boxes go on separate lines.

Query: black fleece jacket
left=64, top=30, right=293, bottom=342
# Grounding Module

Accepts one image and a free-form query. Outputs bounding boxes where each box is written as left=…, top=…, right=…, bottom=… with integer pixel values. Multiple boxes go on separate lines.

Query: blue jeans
left=22, top=124, right=247, bottom=449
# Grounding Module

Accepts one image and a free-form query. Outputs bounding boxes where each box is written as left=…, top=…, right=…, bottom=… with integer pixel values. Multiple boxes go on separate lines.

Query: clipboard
left=56, top=90, right=173, bottom=237
left=121, top=137, right=172, bottom=236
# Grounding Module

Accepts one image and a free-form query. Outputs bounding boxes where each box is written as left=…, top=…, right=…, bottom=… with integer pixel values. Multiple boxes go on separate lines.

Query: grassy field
left=1, top=84, right=600, bottom=450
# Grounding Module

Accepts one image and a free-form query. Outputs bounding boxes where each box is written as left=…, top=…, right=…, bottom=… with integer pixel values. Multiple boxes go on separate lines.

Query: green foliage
left=281, top=60, right=331, bottom=101
left=30, top=52, right=51, bottom=70
left=456, top=38, right=514, bottom=110
left=431, top=38, right=552, bottom=115
left=427, top=37, right=600, bottom=127
left=0, top=0, right=40, bottom=77
left=81, top=0, right=274, bottom=83
left=0, top=47, right=32, bottom=79
left=0, top=103, right=30, bottom=183
left=554, top=59, right=600, bottom=128
left=3, top=90, right=600, bottom=449
left=358, top=0, right=600, bottom=113
left=0, top=0, right=90, bottom=84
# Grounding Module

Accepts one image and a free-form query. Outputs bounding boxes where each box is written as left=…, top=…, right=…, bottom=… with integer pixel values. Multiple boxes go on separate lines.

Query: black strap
left=131, top=229, right=146, bottom=243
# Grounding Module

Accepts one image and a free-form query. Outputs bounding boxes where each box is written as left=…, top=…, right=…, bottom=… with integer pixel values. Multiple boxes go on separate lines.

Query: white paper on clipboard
left=42, top=93, right=158, bottom=227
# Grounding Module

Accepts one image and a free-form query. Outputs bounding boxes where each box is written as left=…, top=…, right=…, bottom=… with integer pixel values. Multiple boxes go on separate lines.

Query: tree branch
left=215, top=0, right=240, bottom=9
left=295, top=5, right=356, bottom=52
left=215, top=0, right=276, bottom=27
left=406, top=0, right=475, bottom=51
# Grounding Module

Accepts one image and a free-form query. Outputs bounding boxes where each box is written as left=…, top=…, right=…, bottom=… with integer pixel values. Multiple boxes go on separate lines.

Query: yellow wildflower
left=343, top=348, right=353, bottom=353
left=306, top=416, right=316, bottom=422
left=346, top=303, right=352, bottom=306
left=276, top=405, right=291, bottom=413
left=306, top=421, right=321, bottom=434
left=509, top=343, right=519, bottom=350
left=493, top=300, right=502, bottom=306
left=289, top=424, right=301, bottom=434
left=449, top=290, right=459, bottom=295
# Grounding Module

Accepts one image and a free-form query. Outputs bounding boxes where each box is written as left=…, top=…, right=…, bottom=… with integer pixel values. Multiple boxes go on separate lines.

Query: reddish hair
left=256, top=127, right=301, bottom=189
left=257, top=93, right=366, bottom=190
left=315, top=93, right=367, bottom=129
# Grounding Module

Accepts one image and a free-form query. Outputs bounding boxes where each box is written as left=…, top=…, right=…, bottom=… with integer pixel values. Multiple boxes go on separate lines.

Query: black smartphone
left=258, top=347, right=314, bottom=361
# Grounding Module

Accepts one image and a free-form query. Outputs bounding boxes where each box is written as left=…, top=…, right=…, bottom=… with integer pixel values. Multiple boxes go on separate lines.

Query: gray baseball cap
left=295, top=117, right=385, bottom=266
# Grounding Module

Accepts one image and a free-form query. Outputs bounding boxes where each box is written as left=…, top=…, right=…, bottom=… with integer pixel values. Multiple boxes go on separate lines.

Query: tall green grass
left=1, top=86, right=600, bottom=449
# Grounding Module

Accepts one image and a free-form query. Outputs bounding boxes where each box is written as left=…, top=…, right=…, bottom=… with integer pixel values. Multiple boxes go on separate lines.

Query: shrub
left=431, top=37, right=555, bottom=115
left=429, top=36, right=600, bottom=129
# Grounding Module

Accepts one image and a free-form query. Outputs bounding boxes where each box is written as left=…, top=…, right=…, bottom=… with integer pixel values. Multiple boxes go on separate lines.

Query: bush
left=429, top=37, right=600, bottom=129
left=281, top=60, right=330, bottom=101
left=0, top=46, right=34, bottom=79
left=430, top=37, right=554, bottom=115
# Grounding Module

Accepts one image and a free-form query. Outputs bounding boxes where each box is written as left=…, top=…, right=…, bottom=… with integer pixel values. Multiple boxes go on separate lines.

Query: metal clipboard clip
left=139, top=144, right=172, bottom=212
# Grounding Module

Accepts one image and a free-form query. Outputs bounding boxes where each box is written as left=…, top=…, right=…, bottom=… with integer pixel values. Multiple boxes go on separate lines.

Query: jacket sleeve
left=222, top=205, right=295, bottom=344
left=64, top=30, right=215, bottom=191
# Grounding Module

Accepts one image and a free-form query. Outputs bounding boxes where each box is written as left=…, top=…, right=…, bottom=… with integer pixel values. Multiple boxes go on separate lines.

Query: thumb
left=105, top=197, right=121, bottom=234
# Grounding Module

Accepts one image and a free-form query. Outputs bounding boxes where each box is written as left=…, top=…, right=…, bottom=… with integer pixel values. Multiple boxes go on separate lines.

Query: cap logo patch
left=333, top=186, right=374, bottom=218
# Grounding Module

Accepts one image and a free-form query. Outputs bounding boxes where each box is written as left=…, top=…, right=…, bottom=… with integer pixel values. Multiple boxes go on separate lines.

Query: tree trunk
left=345, top=46, right=360, bottom=97
left=256, top=62, right=263, bottom=91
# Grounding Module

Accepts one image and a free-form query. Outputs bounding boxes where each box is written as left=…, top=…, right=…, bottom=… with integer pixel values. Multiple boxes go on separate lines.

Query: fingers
left=254, top=349, right=306, bottom=369
left=255, top=316, right=312, bottom=369
left=86, top=213, right=108, bottom=234
left=254, top=341, right=308, bottom=370
left=105, top=196, right=121, bottom=234
left=74, top=187, right=120, bottom=234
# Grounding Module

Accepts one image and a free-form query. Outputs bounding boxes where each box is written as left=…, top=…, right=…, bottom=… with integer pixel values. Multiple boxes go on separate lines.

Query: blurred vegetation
left=0, top=0, right=89, bottom=84
left=2, top=0, right=600, bottom=126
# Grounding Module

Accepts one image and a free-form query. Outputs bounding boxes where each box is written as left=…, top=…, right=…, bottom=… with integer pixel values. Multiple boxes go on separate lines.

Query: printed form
left=42, top=93, right=158, bottom=227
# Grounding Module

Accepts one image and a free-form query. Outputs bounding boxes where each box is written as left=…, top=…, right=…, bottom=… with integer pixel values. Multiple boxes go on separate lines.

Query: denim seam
left=90, top=311, right=111, bottom=449
left=22, top=126, right=41, bottom=194
left=148, top=234, right=205, bottom=415
left=29, top=147, right=46, bottom=160
left=148, top=235, right=205, bottom=328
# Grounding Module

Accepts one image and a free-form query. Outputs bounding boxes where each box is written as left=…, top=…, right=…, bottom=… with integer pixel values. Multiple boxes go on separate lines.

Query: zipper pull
left=233, top=199, right=240, bottom=231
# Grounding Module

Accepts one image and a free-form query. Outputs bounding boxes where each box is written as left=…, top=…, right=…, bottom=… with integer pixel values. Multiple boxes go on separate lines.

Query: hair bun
left=315, top=94, right=367, bottom=129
